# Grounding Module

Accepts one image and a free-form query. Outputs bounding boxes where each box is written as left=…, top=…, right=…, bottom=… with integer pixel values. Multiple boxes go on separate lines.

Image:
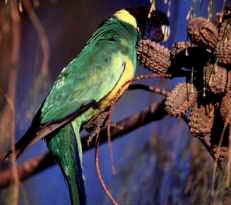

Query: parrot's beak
left=161, top=25, right=170, bottom=42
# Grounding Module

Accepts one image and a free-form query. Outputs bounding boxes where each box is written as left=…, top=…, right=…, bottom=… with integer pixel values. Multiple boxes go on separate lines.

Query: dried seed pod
left=212, top=145, right=228, bottom=159
left=226, top=70, right=231, bottom=91
left=187, top=17, right=218, bottom=51
left=220, top=91, right=231, bottom=124
left=204, top=64, right=228, bottom=95
left=170, top=41, right=212, bottom=71
left=189, top=103, right=215, bottom=137
left=170, top=41, right=192, bottom=59
left=216, top=40, right=231, bottom=66
left=137, top=39, right=171, bottom=74
left=218, top=21, right=231, bottom=42
left=170, top=41, right=194, bottom=69
left=165, top=83, right=197, bottom=117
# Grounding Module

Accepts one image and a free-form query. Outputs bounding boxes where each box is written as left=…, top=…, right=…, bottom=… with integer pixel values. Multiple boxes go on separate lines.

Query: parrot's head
left=127, top=5, right=170, bottom=42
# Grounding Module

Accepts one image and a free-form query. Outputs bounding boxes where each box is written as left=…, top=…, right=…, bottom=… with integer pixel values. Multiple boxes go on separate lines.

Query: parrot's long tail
left=47, top=124, right=86, bottom=205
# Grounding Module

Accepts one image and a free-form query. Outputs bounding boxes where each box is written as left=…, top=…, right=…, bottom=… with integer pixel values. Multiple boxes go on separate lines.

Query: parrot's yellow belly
left=99, top=56, right=135, bottom=109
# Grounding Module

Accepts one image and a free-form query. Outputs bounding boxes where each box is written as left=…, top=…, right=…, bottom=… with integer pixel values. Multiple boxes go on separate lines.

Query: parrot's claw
left=87, top=126, right=101, bottom=145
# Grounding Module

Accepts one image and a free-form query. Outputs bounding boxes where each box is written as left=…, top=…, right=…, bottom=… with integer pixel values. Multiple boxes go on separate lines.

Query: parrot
left=5, top=5, right=170, bottom=205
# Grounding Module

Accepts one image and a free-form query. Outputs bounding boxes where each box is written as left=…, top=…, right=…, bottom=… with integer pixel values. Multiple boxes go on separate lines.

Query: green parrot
left=6, top=5, right=169, bottom=205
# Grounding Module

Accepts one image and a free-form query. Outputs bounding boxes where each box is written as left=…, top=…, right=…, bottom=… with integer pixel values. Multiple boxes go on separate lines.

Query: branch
left=129, top=83, right=168, bottom=97
left=0, top=100, right=167, bottom=189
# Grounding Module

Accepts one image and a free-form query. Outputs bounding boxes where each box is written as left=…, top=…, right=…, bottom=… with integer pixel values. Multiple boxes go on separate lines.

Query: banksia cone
left=212, top=146, right=228, bottom=159
left=220, top=91, right=231, bottom=124
left=189, top=103, right=215, bottom=137
left=170, top=41, right=194, bottom=69
left=170, top=41, right=192, bottom=59
left=218, top=21, right=231, bottom=42
left=165, top=83, right=197, bottom=117
left=227, top=71, right=231, bottom=91
left=187, top=17, right=218, bottom=51
left=216, top=40, right=231, bottom=66
left=204, top=64, right=227, bottom=95
left=137, top=39, right=171, bottom=74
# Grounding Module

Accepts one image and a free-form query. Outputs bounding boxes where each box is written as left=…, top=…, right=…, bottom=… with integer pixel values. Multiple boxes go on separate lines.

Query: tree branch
left=129, top=83, right=168, bottom=97
left=0, top=100, right=167, bottom=189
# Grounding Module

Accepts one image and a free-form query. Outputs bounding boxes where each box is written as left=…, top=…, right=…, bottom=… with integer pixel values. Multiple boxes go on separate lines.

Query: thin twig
left=211, top=122, right=228, bottom=197
left=9, top=1, right=21, bottom=204
left=95, top=129, right=119, bottom=205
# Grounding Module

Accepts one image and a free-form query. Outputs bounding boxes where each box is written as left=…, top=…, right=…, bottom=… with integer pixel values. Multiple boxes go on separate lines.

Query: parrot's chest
left=99, top=56, right=136, bottom=109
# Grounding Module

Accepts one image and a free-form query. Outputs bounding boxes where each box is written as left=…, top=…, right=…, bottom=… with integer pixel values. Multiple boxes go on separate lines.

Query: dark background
left=0, top=0, right=226, bottom=205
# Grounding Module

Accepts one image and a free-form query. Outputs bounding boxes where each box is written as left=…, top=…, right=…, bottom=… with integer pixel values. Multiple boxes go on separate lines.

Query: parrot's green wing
left=41, top=17, right=137, bottom=124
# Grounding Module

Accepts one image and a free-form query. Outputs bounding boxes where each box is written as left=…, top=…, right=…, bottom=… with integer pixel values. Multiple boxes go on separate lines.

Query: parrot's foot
left=109, top=123, right=124, bottom=130
left=87, top=126, right=101, bottom=145
left=84, top=111, right=109, bottom=145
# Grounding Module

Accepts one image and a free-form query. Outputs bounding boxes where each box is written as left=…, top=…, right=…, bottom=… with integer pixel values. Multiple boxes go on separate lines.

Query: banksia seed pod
left=170, top=41, right=193, bottom=69
left=216, top=40, right=231, bottom=66
left=218, top=21, right=231, bottom=42
left=226, top=71, right=231, bottom=91
left=189, top=103, right=215, bottom=137
left=187, top=17, right=218, bottom=51
left=170, top=41, right=192, bottom=59
left=220, top=91, right=231, bottom=124
left=204, top=64, right=227, bottom=95
left=165, top=83, right=197, bottom=117
left=212, top=146, right=228, bottom=159
left=137, top=39, right=171, bottom=74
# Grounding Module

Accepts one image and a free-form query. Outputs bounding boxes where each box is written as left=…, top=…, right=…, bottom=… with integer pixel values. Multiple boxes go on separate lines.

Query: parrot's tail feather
left=3, top=124, right=39, bottom=161
left=47, top=124, right=86, bottom=205
left=3, top=100, right=97, bottom=161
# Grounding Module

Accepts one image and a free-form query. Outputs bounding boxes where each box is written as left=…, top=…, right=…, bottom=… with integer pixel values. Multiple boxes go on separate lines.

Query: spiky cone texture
left=220, top=91, right=231, bottom=125
left=217, top=21, right=231, bottom=42
left=137, top=39, right=171, bottom=74
left=216, top=40, right=231, bottom=67
left=165, top=83, right=197, bottom=117
left=169, top=41, right=193, bottom=69
left=204, top=64, right=228, bottom=95
left=187, top=17, right=218, bottom=51
left=170, top=41, right=192, bottom=59
left=189, top=103, right=215, bottom=138
left=212, top=145, right=228, bottom=159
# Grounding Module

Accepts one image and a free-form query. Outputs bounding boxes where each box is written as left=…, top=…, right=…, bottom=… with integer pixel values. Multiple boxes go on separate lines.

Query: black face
left=224, top=2, right=231, bottom=20
left=127, top=6, right=170, bottom=42
left=143, top=10, right=170, bottom=42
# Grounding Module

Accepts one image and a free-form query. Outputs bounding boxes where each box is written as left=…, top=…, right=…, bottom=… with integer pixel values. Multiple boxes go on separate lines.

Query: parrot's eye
left=143, top=10, right=170, bottom=42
